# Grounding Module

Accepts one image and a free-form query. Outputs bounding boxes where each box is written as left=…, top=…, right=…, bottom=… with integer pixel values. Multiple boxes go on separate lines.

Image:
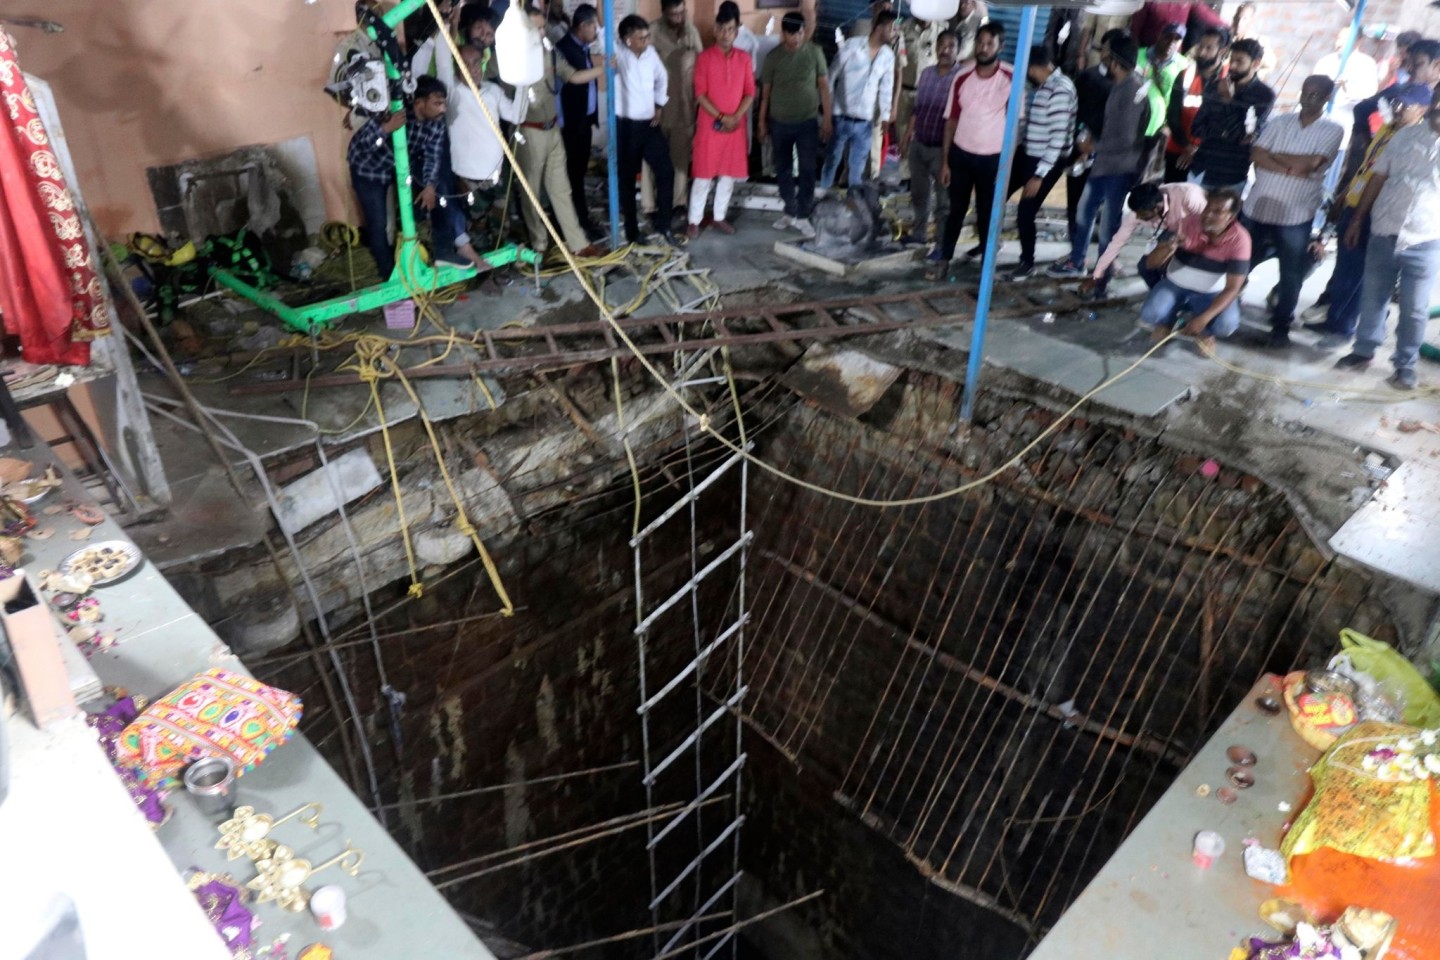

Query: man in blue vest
left=554, top=5, right=608, bottom=240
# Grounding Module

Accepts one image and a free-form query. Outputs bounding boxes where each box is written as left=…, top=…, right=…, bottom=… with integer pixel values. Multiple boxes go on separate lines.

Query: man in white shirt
left=1241, top=75, right=1344, bottom=348
left=820, top=10, right=897, bottom=190
left=1336, top=92, right=1440, bottom=390
left=431, top=34, right=509, bottom=186
left=613, top=15, right=681, bottom=245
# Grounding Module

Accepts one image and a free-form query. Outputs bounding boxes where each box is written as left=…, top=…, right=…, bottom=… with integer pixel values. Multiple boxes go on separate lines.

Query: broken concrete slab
left=773, top=239, right=918, bottom=278
left=274, top=447, right=383, bottom=537
left=781, top=345, right=903, bottom=418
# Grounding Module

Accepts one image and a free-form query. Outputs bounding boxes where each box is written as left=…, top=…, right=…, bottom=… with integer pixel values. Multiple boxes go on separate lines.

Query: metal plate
left=59, top=540, right=143, bottom=586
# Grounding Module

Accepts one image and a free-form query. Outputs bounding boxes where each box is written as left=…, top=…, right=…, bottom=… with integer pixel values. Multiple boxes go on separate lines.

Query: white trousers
left=688, top=176, right=739, bottom=225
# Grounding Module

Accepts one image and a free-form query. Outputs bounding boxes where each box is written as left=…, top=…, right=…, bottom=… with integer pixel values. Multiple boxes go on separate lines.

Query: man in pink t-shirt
left=926, top=21, right=1012, bottom=278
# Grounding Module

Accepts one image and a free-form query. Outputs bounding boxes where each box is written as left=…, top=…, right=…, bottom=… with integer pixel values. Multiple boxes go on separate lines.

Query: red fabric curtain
left=0, top=28, right=108, bottom=366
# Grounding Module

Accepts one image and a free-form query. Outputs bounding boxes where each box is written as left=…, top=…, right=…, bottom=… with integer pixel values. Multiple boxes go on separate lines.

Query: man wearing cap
left=1047, top=33, right=1151, bottom=279
left=1137, top=24, right=1188, bottom=147
left=1334, top=90, right=1440, bottom=391
left=1306, top=82, right=1433, bottom=348
left=1240, top=75, right=1344, bottom=348
left=1183, top=38, right=1276, bottom=190
left=555, top=5, right=608, bottom=239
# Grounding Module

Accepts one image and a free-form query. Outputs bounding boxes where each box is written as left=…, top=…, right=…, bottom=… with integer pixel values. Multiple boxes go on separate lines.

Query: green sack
left=1339, top=628, right=1440, bottom=728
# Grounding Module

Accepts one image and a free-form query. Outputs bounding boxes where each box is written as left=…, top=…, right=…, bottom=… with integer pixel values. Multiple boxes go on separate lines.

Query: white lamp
left=909, top=0, right=960, bottom=21
left=495, top=0, right=544, bottom=87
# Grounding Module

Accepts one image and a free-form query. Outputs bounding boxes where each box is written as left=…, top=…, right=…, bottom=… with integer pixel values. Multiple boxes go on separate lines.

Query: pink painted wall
left=6, top=0, right=360, bottom=238
left=5, top=0, right=801, bottom=241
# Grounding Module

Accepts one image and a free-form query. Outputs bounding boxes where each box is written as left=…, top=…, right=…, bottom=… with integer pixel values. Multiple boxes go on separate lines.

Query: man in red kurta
left=687, top=2, right=755, bottom=237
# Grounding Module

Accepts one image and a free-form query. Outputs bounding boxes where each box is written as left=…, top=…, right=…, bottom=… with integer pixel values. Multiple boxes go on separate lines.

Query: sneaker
left=1334, top=353, right=1373, bottom=371
left=1316, top=333, right=1351, bottom=350
left=1046, top=258, right=1084, bottom=278
left=1302, top=320, right=1340, bottom=334
left=1006, top=261, right=1035, bottom=281
left=1263, top=329, right=1292, bottom=349
left=793, top=218, right=817, bottom=240
left=1389, top=368, right=1419, bottom=390
left=773, top=214, right=795, bottom=231
left=962, top=245, right=984, bottom=262
left=1300, top=302, right=1330, bottom=323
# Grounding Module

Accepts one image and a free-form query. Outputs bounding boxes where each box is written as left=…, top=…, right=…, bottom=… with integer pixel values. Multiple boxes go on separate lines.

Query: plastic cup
left=1192, top=830, right=1225, bottom=869
left=310, top=884, right=348, bottom=930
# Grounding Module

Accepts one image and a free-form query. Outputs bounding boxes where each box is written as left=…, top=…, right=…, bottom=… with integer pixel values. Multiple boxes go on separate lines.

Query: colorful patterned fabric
left=117, top=669, right=302, bottom=789
left=0, top=29, right=107, bottom=364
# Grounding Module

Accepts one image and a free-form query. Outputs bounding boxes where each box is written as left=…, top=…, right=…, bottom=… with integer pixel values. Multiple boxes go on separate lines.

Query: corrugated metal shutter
left=985, top=4, right=1053, bottom=63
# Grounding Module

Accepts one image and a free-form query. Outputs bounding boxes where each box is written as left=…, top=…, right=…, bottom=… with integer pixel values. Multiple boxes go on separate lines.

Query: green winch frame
left=209, top=0, right=538, bottom=334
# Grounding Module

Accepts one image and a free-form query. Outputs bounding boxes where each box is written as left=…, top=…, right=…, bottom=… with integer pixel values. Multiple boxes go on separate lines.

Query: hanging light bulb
left=495, top=0, right=545, bottom=87
left=909, top=0, right=960, bottom=19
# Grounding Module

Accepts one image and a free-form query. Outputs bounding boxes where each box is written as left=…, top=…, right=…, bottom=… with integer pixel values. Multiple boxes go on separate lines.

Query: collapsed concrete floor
left=116, top=203, right=1440, bottom=958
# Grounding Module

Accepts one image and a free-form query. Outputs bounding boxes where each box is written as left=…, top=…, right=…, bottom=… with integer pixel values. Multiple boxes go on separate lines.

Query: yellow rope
left=344, top=334, right=516, bottom=614
left=346, top=338, right=426, bottom=599
left=425, top=0, right=1187, bottom=510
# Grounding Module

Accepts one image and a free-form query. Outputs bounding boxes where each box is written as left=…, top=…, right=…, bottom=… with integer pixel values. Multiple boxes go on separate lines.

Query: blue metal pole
left=603, top=0, right=622, bottom=245
left=1317, top=0, right=1369, bottom=228
left=959, top=5, right=1036, bottom=422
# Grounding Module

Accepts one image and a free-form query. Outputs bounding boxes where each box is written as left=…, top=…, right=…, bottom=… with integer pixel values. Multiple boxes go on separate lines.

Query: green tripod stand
left=209, top=0, right=537, bottom=334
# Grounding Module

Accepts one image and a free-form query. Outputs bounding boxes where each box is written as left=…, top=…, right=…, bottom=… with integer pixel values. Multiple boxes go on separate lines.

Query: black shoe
left=1005, top=261, right=1035, bottom=281
left=1264, top=329, right=1291, bottom=349
left=963, top=244, right=984, bottom=261
left=1302, top=320, right=1342, bottom=335
left=1334, top=352, right=1373, bottom=370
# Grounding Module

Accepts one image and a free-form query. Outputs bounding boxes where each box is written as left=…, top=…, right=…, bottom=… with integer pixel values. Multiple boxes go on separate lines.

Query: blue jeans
left=1353, top=234, right=1440, bottom=372
left=425, top=156, right=471, bottom=263
left=771, top=118, right=819, bottom=219
left=820, top=116, right=872, bottom=189
left=1321, top=206, right=1368, bottom=337
left=1070, top=173, right=1135, bottom=268
left=352, top=173, right=395, bottom=280
left=1241, top=215, right=1311, bottom=332
left=1140, top=277, right=1242, bottom=337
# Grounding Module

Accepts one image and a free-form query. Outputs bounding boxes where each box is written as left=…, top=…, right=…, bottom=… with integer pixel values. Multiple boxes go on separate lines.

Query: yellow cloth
left=1282, top=721, right=1437, bottom=864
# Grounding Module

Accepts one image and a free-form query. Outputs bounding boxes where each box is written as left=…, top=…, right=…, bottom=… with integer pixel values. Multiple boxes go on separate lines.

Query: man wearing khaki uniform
left=515, top=14, right=605, bottom=256
left=642, top=0, right=703, bottom=219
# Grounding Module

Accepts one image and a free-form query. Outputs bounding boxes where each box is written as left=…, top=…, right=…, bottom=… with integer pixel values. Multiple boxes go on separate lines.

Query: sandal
left=924, top=262, right=949, bottom=282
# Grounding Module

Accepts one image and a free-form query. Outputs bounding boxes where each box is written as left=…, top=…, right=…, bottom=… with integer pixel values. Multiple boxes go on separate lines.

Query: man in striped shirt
left=1140, top=189, right=1251, bottom=351
left=898, top=29, right=960, bottom=244
left=1004, top=46, right=1076, bottom=280
left=1241, top=75, right=1343, bottom=348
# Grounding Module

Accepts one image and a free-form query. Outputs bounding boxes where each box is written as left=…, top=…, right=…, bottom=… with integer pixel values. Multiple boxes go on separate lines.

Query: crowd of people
left=343, top=0, right=1440, bottom=392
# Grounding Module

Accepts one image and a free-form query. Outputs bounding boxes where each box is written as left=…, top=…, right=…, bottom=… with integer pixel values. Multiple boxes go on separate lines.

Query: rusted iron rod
left=760, top=550, right=1187, bottom=764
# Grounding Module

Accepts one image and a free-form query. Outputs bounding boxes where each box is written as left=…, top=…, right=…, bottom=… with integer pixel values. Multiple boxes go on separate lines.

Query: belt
left=902, top=84, right=918, bottom=91
left=521, top=119, right=556, bottom=131
left=836, top=114, right=871, bottom=124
